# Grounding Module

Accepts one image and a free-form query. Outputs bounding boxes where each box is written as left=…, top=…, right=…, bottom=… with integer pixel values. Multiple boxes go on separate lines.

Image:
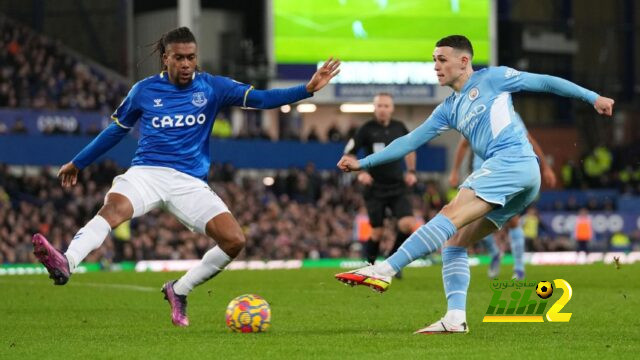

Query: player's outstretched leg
left=336, top=214, right=457, bottom=292
left=415, top=246, right=469, bottom=334
left=161, top=280, right=189, bottom=327
left=162, top=245, right=233, bottom=326
left=32, top=233, right=71, bottom=285
left=509, top=226, right=525, bottom=279
left=484, top=234, right=502, bottom=278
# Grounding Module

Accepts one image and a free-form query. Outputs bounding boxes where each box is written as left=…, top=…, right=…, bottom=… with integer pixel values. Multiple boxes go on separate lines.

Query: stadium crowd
left=0, top=161, right=411, bottom=264
left=4, top=160, right=639, bottom=266
left=0, top=16, right=127, bottom=112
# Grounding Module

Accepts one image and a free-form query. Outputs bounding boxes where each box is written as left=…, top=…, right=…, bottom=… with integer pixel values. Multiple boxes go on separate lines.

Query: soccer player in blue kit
left=335, top=35, right=613, bottom=334
left=31, top=27, right=340, bottom=327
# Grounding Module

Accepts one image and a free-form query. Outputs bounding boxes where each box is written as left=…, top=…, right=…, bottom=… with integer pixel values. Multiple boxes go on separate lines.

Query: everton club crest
left=192, top=92, right=208, bottom=107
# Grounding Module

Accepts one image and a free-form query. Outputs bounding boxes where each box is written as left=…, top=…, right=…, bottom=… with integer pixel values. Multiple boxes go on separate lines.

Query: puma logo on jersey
left=152, top=114, right=206, bottom=128
left=153, top=99, right=163, bottom=107
left=504, top=68, right=521, bottom=79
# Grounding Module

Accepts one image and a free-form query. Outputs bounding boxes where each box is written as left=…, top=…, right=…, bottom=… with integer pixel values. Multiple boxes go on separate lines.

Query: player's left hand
left=542, top=166, right=557, bottom=188
left=404, top=171, right=417, bottom=187
left=337, top=155, right=361, bottom=172
left=594, top=96, right=614, bottom=116
left=306, top=57, right=341, bottom=93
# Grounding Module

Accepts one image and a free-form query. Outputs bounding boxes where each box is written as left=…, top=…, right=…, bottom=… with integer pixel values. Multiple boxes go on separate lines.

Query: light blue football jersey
left=112, top=72, right=251, bottom=180
left=359, top=66, right=598, bottom=169
left=472, top=112, right=527, bottom=171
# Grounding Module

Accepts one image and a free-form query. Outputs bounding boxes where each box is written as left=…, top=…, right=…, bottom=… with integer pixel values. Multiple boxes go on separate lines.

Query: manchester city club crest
left=192, top=92, right=208, bottom=107
left=468, top=87, right=480, bottom=101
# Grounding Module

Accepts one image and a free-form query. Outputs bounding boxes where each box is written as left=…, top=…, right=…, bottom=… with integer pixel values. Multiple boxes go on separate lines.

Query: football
left=225, top=294, right=271, bottom=333
left=535, top=281, right=554, bottom=299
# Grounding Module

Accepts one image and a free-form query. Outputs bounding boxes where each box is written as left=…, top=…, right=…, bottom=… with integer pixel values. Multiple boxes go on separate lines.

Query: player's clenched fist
left=337, top=155, right=361, bottom=172
left=594, top=96, right=614, bottom=116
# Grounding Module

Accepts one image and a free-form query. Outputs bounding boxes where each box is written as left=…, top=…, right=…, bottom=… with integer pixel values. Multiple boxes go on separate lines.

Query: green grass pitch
left=2, top=263, right=638, bottom=359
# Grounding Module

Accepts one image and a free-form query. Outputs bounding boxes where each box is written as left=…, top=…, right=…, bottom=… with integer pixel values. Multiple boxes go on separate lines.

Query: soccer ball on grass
left=225, top=294, right=271, bottom=333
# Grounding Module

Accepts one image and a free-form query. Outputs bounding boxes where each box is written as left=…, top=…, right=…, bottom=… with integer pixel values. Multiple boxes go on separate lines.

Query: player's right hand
left=357, top=172, right=373, bottom=185
left=448, top=171, right=459, bottom=188
left=57, top=162, right=79, bottom=188
left=337, top=155, right=361, bottom=172
left=594, top=96, right=614, bottom=116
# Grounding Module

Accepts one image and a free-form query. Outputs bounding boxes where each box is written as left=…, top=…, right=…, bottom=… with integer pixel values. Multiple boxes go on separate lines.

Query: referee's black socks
left=390, top=231, right=410, bottom=256
left=364, top=239, right=380, bottom=265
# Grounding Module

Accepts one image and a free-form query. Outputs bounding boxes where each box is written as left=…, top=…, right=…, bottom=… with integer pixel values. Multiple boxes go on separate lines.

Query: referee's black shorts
left=364, top=184, right=412, bottom=228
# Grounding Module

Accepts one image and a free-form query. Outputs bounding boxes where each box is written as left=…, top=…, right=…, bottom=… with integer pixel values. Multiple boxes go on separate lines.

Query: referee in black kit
left=344, top=93, right=418, bottom=276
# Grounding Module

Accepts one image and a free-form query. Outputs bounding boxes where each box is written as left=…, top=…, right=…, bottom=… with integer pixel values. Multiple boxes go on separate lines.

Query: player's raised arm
left=305, top=56, right=341, bottom=93
left=59, top=86, right=141, bottom=187
left=350, top=105, right=450, bottom=171
left=229, top=57, right=340, bottom=109
left=495, top=67, right=615, bottom=116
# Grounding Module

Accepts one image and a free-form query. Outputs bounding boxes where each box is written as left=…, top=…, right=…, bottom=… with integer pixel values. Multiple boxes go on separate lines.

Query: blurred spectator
left=573, top=208, right=593, bottom=253
left=10, top=118, right=27, bottom=133
left=522, top=207, right=540, bottom=250
left=327, top=124, right=343, bottom=142
left=212, top=117, right=233, bottom=138
left=609, top=231, right=630, bottom=251
left=305, top=126, right=320, bottom=142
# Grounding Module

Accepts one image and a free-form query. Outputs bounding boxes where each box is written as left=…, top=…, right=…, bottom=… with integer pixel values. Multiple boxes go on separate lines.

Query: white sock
left=65, top=215, right=111, bottom=273
left=444, top=309, right=467, bottom=324
left=374, top=261, right=397, bottom=277
left=173, top=246, right=233, bottom=296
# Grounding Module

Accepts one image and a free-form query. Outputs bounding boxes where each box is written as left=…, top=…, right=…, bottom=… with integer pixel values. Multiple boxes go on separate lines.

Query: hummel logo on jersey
left=153, top=99, right=163, bottom=107
left=192, top=92, right=208, bottom=107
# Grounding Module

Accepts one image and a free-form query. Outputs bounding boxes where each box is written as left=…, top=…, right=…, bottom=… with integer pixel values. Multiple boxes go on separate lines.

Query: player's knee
left=223, top=231, right=246, bottom=257
left=97, top=201, right=132, bottom=228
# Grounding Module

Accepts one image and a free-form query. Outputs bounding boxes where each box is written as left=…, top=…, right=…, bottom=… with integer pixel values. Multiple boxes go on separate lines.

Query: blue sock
left=386, top=214, right=457, bottom=272
left=483, top=234, right=499, bottom=258
left=442, top=246, right=470, bottom=311
left=509, top=226, right=525, bottom=273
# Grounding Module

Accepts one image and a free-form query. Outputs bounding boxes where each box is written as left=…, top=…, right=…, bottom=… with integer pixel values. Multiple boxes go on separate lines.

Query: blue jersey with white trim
left=112, top=72, right=252, bottom=180
left=359, top=66, right=599, bottom=169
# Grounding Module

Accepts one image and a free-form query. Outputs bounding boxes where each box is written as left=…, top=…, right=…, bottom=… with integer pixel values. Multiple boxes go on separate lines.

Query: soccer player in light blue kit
left=449, top=115, right=557, bottom=280
left=335, top=35, right=614, bottom=334
left=31, top=27, right=340, bottom=327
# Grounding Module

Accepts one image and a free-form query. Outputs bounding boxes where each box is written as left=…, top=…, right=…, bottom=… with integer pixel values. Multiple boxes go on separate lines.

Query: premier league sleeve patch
left=192, top=92, right=208, bottom=107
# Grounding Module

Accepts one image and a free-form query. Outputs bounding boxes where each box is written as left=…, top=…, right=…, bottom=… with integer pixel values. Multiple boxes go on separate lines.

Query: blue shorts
left=461, top=156, right=540, bottom=229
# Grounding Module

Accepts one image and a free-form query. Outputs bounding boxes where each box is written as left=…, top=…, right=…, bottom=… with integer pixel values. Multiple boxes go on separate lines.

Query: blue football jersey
left=111, top=72, right=252, bottom=180
left=360, top=66, right=598, bottom=169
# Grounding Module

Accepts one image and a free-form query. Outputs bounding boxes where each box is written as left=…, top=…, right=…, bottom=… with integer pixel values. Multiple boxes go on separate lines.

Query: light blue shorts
left=461, top=156, right=540, bottom=229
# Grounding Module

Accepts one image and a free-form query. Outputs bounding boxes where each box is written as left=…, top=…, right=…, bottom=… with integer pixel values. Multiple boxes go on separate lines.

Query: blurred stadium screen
left=273, top=0, right=492, bottom=64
